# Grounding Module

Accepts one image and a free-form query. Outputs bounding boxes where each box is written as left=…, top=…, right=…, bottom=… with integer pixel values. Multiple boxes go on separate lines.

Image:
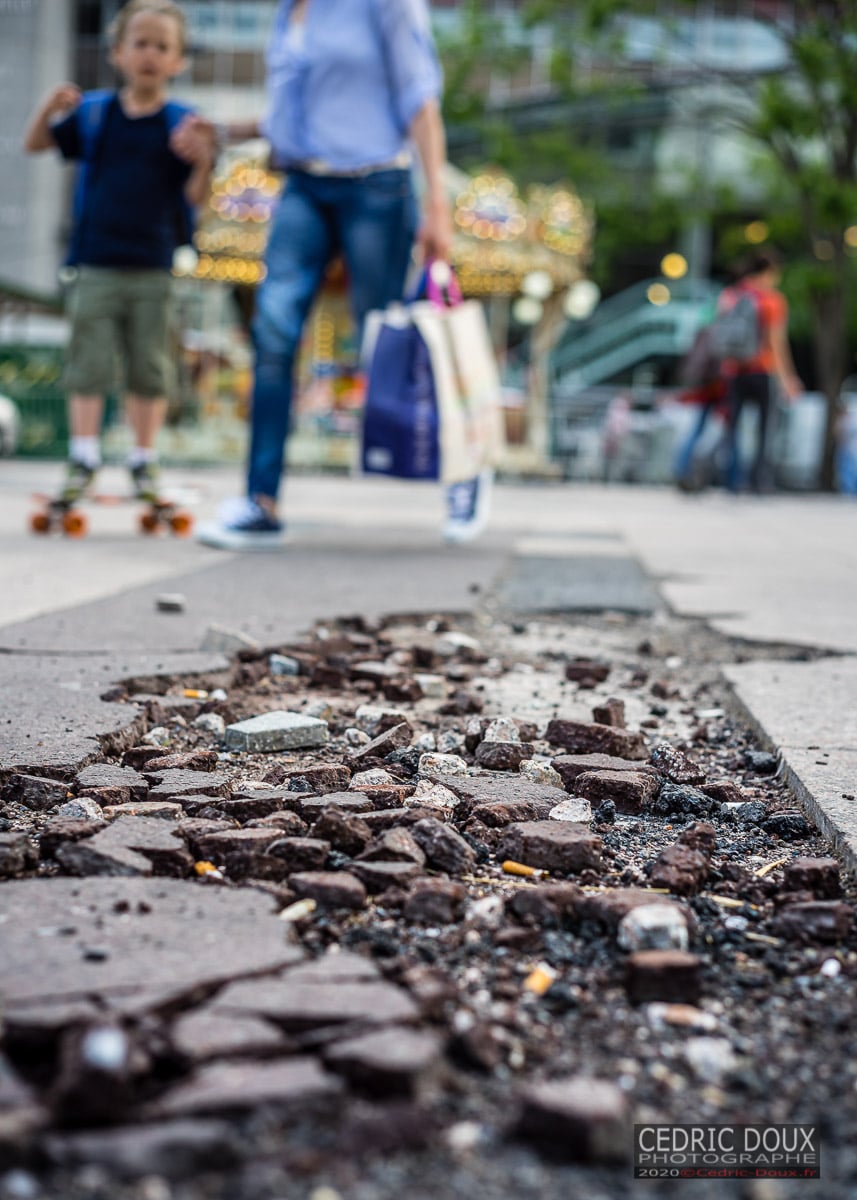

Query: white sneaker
left=443, top=468, right=493, bottom=544
left=196, top=497, right=287, bottom=551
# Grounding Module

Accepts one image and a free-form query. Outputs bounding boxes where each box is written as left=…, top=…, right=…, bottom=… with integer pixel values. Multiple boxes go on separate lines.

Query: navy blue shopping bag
left=361, top=317, right=441, bottom=481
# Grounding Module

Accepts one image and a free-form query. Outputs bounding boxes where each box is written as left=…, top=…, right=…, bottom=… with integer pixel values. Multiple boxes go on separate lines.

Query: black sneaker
left=129, top=461, right=161, bottom=503
left=59, top=460, right=96, bottom=504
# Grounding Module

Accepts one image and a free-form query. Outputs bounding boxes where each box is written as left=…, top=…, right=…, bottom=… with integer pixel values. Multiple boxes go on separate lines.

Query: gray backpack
left=707, top=290, right=762, bottom=364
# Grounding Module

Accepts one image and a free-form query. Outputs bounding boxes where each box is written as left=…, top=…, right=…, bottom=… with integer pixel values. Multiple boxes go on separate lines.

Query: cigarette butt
left=502, top=860, right=545, bottom=878
left=184, top=688, right=209, bottom=699
left=194, top=860, right=218, bottom=876
left=524, top=963, right=557, bottom=995
left=280, top=898, right=317, bottom=922
left=754, top=857, right=789, bottom=878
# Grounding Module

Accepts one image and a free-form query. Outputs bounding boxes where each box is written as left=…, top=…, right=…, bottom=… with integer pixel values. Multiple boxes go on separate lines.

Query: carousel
left=173, top=151, right=595, bottom=470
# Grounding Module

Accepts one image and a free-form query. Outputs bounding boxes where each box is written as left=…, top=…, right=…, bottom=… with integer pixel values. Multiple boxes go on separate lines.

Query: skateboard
left=29, top=492, right=194, bottom=538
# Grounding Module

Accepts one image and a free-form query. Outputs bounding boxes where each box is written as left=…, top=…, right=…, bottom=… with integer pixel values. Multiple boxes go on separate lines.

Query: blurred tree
left=742, top=1, right=857, bottom=486
left=437, top=1, right=683, bottom=288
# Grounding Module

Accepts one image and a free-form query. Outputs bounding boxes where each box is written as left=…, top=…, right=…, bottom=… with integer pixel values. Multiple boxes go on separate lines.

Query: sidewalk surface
left=1, top=460, right=856, bottom=862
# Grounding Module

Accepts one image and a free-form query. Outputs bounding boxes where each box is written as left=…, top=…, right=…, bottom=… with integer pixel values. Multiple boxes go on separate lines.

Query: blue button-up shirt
left=262, top=0, right=443, bottom=172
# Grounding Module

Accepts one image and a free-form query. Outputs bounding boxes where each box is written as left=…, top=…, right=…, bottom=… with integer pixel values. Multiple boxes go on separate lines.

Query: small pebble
left=155, top=593, right=186, bottom=613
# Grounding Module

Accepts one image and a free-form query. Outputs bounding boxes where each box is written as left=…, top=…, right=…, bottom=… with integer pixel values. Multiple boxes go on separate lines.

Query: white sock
left=69, top=436, right=101, bottom=469
left=128, top=447, right=157, bottom=469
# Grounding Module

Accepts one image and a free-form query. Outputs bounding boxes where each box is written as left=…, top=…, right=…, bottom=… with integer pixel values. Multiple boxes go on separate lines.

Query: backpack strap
left=71, top=91, right=117, bottom=235
left=77, top=90, right=117, bottom=161
left=163, top=99, right=195, bottom=133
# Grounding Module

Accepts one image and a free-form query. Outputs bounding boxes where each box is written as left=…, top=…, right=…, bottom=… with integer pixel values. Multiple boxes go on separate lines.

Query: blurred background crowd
left=2, top=0, right=856, bottom=494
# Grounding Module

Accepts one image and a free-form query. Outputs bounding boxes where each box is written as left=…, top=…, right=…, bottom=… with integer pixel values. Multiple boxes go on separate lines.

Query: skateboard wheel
left=169, top=511, right=193, bottom=537
left=61, top=510, right=88, bottom=537
left=139, top=510, right=161, bottom=535
left=30, top=511, right=52, bottom=534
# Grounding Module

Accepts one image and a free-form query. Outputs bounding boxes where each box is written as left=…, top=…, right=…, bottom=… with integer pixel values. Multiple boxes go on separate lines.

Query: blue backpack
left=73, top=90, right=197, bottom=249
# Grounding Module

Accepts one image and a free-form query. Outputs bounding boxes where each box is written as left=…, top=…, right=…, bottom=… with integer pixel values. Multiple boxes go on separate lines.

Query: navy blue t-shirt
left=52, top=95, right=193, bottom=269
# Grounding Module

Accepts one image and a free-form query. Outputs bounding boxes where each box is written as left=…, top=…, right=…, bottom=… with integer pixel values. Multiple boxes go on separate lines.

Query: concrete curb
left=723, top=659, right=857, bottom=876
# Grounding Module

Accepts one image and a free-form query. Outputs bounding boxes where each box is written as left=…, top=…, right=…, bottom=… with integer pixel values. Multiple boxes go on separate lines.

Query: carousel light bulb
left=521, top=270, right=554, bottom=301
left=564, top=279, right=601, bottom=320
left=512, top=296, right=543, bottom=326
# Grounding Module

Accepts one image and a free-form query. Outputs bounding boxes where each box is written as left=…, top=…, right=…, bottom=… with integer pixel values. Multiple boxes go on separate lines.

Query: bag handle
left=405, top=260, right=463, bottom=308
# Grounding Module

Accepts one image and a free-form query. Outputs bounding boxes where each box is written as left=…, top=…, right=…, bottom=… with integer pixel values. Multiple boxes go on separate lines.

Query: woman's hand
left=417, top=191, right=453, bottom=264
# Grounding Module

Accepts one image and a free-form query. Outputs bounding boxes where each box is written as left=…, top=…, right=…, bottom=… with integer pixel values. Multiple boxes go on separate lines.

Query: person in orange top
left=724, top=248, right=802, bottom=492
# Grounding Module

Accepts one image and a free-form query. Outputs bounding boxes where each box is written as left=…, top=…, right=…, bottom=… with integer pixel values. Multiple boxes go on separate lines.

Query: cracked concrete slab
left=0, top=877, right=302, bottom=1012
left=0, top=652, right=228, bottom=774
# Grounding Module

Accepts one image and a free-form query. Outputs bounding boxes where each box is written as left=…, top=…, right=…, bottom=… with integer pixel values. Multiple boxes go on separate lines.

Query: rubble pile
left=1, top=613, right=856, bottom=1197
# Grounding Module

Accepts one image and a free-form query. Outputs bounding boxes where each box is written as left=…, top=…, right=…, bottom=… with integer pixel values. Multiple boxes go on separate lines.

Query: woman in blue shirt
left=190, top=0, right=456, bottom=548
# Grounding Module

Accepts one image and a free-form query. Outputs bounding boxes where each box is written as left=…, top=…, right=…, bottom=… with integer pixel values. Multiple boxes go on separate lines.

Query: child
left=23, top=0, right=213, bottom=504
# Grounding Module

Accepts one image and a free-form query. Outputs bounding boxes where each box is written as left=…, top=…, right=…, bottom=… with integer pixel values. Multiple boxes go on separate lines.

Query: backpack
left=706, top=289, right=762, bottom=365
left=73, top=90, right=197, bottom=250
left=679, top=288, right=762, bottom=389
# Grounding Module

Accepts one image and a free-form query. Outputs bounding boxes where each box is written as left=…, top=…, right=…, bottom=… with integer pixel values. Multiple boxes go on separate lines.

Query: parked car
left=0, top=393, right=20, bottom=456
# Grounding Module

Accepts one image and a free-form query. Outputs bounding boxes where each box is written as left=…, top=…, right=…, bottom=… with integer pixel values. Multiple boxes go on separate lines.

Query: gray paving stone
left=499, top=821, right=602, bottom=874
left=102, top=801, right=183, bottom=821
left=432, top=773, right=568, bottom=815
left=192, top=827, right=282, bottom=862
left=172, top=1009, right=288, bottom=1063
left=323, top=1026, right=443, bottom=1095
left=147, top=770, right=232, bottom=801
left=55, top=816, right=193, bottom=878
left=545, top=719, right=648, bottom=760
left=299, top=791, right=376, bottom=818
left=225, top=711, right=329, bottom=753
left=75, top=763, right=148, bottom=803
left=284, top=951, right=379, bottom=984
left=517, top=1076, right=630, bottom=1162
left=153, top=1057, right=341, bottom=1117
left=551, top=753, right=659, bottom=789
left=216, top=977, right=419, bottom=1031
left=575, top=769, right=661, bottom=815
left=0, top=774, right=70, bottom=811
left=288, top=871, right=367, bottom=910
left=351, top=859, right=423, bottom=892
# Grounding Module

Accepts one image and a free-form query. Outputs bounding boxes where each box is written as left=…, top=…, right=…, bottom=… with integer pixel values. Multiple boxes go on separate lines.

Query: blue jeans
left=673, top=403, right=712, bottom=482
left=247, top=169, right=418, bottom=500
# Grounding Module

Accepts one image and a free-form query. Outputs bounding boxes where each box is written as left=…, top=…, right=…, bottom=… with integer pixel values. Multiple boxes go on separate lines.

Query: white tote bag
left=442, top=297, right=505, bottom=468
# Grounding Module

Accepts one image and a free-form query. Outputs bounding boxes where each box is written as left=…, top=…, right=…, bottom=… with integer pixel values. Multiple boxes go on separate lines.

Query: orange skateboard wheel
left=139, top=509, right=161, bottom=535
left=61, top=510, right=87, bottom=538
left=30, top=511, right=52, bottom=534
left=169, top=511, right=193, bottom=536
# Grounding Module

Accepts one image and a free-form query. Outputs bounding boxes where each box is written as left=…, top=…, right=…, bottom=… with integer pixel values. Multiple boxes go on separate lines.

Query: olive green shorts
left=64, top=267, right=175, bottom=397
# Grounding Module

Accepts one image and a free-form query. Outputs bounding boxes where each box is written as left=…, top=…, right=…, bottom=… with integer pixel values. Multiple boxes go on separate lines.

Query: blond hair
left=109, top=0, right=188, bottom=52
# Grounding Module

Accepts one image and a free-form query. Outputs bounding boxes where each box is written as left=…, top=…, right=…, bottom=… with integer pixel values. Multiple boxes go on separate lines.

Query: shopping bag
left=442, top=297, right=505, bottom=467
left=361, top=296, right=473, bottom=483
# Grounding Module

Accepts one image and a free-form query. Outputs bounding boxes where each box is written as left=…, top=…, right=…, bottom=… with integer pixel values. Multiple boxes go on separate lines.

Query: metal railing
left=550, top=277, right=719, bottom=391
